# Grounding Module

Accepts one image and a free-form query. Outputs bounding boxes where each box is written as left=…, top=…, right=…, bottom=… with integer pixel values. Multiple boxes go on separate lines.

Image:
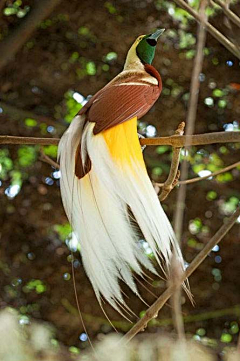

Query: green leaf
left=43, top=145, right=58, bottom=158
left=54, top=223, right=72, bottom=241
left=213, top=89, right=224, bottom=97
left=25, top=118, right=37, bottom=127
left=0, top=149, right=13, bottom=179
left=192, top=164, right=205, bottom=174
left=105, top=52, right=118, bottom=62
left=185, top=50, right=196, bottom=59
left=156, top=146, right=170, bottom=154
left=64, top=90, right=82, bottom=123
left=207, top=191, right=217, bottom=201
left=218, top=99, right=227, bottom=108
left=86, top=61, right=96, bottom=75
left=216, top=172, right=233, bottom=183
left=17, top=146, right=36, bottom=167
left=221, top=333, right=232, bottom=343
left=69, top=346, right=80, bottom=354
left=152, top=167, right=162, bottom=176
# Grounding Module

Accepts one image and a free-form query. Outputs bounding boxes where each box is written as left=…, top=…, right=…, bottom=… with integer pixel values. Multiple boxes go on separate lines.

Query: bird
left=58, top=29, right=184, bottom=314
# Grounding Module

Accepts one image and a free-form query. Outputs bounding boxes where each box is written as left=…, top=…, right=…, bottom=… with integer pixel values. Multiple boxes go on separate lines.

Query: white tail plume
left=58, top=115, right=184, bottom=313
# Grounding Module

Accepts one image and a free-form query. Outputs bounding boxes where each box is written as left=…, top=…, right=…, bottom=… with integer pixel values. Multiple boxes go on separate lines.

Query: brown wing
left=87, top=84, right=161, bottom=135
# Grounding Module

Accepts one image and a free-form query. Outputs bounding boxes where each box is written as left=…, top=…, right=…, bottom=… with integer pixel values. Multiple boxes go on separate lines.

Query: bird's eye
left=147, top=39, right=157, bottom=46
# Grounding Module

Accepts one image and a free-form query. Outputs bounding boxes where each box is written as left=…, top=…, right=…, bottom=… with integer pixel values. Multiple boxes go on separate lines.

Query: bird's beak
left=148, top=29, right=165, bottom=41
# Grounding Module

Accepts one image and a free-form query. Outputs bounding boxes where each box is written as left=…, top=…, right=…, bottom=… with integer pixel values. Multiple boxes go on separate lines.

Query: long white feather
left=58, top=115, right=184, bottom=312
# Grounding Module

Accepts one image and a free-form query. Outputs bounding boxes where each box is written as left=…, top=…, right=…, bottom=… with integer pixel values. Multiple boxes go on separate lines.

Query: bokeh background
left=0, top=0, right=240, bottom=357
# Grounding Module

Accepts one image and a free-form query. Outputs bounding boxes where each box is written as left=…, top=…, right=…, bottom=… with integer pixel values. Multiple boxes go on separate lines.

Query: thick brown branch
left=0, top=0, right=62, bottom=72
left=0, top=131, right=240, bottom=146
left=173, top=0, right=240, bottom=59
left=159, top=122, right=185, bottom=201
left=140, top=131, right=240, bottom=146
left=122, top=207, right=240, bottom=343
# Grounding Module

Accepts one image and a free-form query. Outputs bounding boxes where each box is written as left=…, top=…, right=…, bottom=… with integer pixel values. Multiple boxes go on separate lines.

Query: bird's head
left=124, top=29, right=165, bottom=71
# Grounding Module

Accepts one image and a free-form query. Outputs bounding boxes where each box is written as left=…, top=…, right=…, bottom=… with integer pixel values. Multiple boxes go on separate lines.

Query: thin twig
left=212, top=0, right=240, bottom=51
left=211, top=0, right=240, bottom=28
left=159, top=122, right=185, bottom=201
left=39, top=147, right=60, bottom=169
left=122, top=207, right=240, bottom=343
left=156, top=161, right=240, bottom=187
left=1, top=131, right=240, bottom=147
left=173, top=0, right=240, bottom=59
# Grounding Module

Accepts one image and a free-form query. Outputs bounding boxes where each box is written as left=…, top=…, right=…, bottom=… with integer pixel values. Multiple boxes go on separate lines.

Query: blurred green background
left=0, top=0, right=240, bottom=356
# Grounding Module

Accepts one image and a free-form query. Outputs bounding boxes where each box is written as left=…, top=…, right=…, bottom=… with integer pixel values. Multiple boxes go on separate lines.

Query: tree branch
left=159, top=122, right=185, bottom=201
left=0, top=0, right=62, bottom=72
left=172, top=0, right=208, bottom=340
left=140, top=131, right=240, bottom=146
left=156, top=160, right=240, bottom=187
left=0, top=131, right=240, bottom=146
left=0, top=135, right=60, bottom=145
left=122, top=207, right=240, bottom=343
left=169, top=255, right=186, bottom=341
left=173, top=0, right=240, bottom=59
left=211, top=0, right=240, bottom=28
left=174, top=0, right=208, bottom=241
left=39, top=147, right=59, bottom=169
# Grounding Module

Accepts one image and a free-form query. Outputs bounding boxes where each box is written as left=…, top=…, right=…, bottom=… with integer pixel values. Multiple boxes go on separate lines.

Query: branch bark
left=0, top=0, right=62, bottom=72
left=174, top=0, right=208, bottom=242
left=0, top=131, right=240, bottom=146
left=173, top=0, right=240, bottom=59
left=39, top=148, right=59, bottom=169
left=156, top=160, right=240, bottom=187
left=122, top=207, right=240, bottom=343
left=159, top=122, right=185, bottom=201
left=211, top=0, right=240, bottom=28
left=172, top=1, right=208, bottom=339
left=140, top=131, right=240, bottom=146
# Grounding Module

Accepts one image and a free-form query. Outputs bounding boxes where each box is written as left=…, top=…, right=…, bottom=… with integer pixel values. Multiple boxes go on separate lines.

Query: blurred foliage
left=0, top=0, right=240, bottom=357
left=3, top=0, right=30, bottom=18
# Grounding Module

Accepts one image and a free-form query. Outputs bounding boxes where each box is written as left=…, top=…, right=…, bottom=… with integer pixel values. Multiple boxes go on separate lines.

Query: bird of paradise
left=58, top=29, right=184, bottom=314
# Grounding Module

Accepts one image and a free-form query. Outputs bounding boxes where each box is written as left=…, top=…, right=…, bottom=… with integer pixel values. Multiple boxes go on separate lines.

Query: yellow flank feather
left=101, top=117, right=146, bottom=168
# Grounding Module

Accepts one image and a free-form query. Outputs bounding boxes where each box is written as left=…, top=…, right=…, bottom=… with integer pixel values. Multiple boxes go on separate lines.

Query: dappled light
left=0, top=0, right=240, bottom=360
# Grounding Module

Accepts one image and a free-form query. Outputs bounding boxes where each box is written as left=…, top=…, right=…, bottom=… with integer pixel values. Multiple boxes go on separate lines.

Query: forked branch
left=211, top=0, right=240, bottom=28
left=173, top=0, right=240, bottom=59
left=159, top=122, right=185, bottom=201
left=156, top=160, right=240, bottom=187
left=122, top=207, right=240, bottom=343
left=39, top=147, right=59, bottom=169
